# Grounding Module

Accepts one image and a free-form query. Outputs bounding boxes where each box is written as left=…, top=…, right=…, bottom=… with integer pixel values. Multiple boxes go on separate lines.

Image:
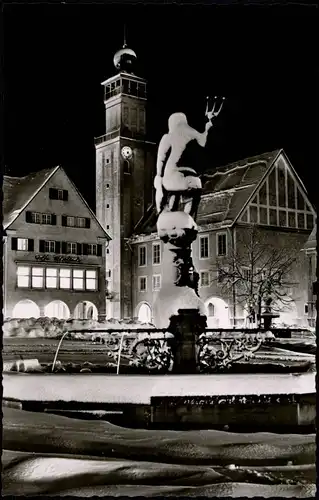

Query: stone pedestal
left=168, top=308, right=207, bottom=374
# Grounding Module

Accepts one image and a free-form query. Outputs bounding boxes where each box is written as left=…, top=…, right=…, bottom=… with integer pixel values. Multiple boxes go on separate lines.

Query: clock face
left=121, top=146, right=133, bottom=160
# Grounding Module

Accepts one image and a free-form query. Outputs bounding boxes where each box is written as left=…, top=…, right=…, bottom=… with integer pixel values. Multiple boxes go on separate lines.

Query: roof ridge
left=206, top=149, right=281, bottom=174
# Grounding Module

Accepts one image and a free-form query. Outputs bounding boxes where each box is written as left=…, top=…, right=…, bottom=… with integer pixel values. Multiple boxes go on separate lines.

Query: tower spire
left=123, top=24, right=127, bottom=48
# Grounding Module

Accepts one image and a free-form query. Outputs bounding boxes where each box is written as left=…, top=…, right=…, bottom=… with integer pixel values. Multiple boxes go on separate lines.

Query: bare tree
left=213, top=225, right=298, bottom=327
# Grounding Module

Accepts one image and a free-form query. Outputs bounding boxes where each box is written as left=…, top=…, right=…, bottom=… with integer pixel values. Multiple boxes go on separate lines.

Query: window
left=217, top=267, right=228, bottom=284
left=17, top=266, right=30, bottom=287
left=42, top=214, right=52, bottom=225
left=86, top=270, right=97, bottom=290
left=199, top=235, right=209, bottom=259
left=60, top=269, right=71, bottom=289
left=17, top=238, right=28, bottom=251
left=44, top=241, right=55, bottom=253
left=32, top=267, right=44, bottom=288
left=259, top=207, right=268, bottom=225
left=152, top=243, right=161, bottom=265
left=304, top=304, right=309, bottom=314
left=49, top=188, right=68, bottom=201
left=46, top=268, right=58, bottom=288
left=73, top=269, right=84, bottom=290
left=26, top=211, right=56, bottom=225
left=87, top=244, right=97, bottom=256
left=67, top=242, right=77, bottom=254
left=31, top=212, right=41, bottom=224
left=77, top=217, right=86, bottom=228
left=152, top=274, right=161, bottom=291
left=139, top=276, right=147, bottom=292
left=139, top=245, right=146, bottom=267
left=269, top=209, right=277, bottom=226
left=200, top=271, right=210, bottom=287
left=250, top=206, right=258, bottom=223
left=217, top=233, right=227, bottom=256
left=67, top=216, right=75, bottom=227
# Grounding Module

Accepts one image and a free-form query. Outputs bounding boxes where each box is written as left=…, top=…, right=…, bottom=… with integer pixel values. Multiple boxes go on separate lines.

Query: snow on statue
left=154, top=97, right=225, bottom=295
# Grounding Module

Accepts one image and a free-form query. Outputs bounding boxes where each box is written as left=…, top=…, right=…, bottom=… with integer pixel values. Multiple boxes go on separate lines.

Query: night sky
left=4, top=3, right=318, bottom=210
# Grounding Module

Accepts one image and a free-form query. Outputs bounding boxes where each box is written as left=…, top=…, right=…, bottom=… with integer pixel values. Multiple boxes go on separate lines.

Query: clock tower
left=95, top=43, right=156, bottom=319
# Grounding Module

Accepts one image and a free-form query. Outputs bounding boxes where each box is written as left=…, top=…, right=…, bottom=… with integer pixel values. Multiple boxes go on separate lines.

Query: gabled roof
left=197, top=149, right=281, bottom=225
left=136, top=149, right=281, bottom=235
left=3, top=167, right=59, bottom=229
left=3, top=166, right=111, bottom=239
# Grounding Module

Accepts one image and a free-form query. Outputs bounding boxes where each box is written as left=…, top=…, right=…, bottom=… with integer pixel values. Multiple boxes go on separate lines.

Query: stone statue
left=154, top=97, right=225, bottom=295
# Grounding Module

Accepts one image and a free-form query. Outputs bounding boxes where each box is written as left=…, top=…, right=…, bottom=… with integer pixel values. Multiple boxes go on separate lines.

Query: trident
left=205, top=96, right=225, bottom=120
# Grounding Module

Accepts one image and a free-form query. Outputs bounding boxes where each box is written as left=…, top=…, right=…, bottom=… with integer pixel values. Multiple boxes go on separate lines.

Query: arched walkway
left=12, top=299, right=40, bottom=319
left=136, top=302, right=152, bottom=324
left=74, top=301, right=98, bottom=320
left=205, top=297, right=230, bottom=328
left=44, top=300, right=70, bottom=319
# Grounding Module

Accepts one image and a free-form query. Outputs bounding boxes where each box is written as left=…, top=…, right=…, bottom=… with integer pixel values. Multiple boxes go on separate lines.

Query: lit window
left=44, top=241, right=55, bottom=253
left=217, top=233, right=227, bottom=256
left=87, top=244, right=97, bottom=256
left=139, top=245, right=146, bottom=267
left=200, top=236, right=209, bottom=259
left=32, top=267, right=44, bottom=288
left=139, top=276, right=147, bottom=292
left=77, top=217, right=86, bottom=228
left=152, top=274, right=161, bottom=291
left=42, top=213, right=52, bottom=225
left=200, top=271, right=210, bottom=287
left=17, top=238, right=28, bottom=251
left=152, top=243, right=161, bottom=265
left=67, top=242, right=77, bottom=254
left=17, top=266, right=30, bottom=287
left=73, top=269, right=84, bottom=290
left=60, top=268, right=71, bottom=289
left=86, top=270, right=97, bottom=290
left=67, top=216, right=75, bottom=227
left=31, top=212, right=41, bottom=224
left=46, top=268, right=58, bottom=288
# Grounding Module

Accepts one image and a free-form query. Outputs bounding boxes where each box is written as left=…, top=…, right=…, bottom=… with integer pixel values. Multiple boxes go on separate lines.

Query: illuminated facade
left=3, top=166, right=110, bottom=320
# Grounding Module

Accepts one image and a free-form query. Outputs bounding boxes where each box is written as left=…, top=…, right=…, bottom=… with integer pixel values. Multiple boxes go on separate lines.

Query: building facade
left=95, top=46, right=316, bottom=327
left=3, top=166, right=110, bottom=320
left=303, top=225, right=317, bottom=327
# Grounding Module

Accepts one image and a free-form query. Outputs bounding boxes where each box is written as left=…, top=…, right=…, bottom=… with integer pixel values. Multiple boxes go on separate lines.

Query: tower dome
left=113, top=45, right=137, bottom=73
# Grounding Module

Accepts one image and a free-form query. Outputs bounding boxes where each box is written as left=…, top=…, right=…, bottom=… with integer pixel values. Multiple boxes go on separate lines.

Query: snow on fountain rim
left=3, top=372, right=315, bottom=405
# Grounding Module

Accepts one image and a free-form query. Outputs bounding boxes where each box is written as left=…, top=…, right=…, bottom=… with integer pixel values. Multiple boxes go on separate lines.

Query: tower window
left=106, top=204, right=110, bottom=208
left=139, top=276, right=147, bottom=292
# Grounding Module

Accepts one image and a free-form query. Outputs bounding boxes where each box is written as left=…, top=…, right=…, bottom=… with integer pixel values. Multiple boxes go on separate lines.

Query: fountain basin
left=3, top=372, right=316, bottom=431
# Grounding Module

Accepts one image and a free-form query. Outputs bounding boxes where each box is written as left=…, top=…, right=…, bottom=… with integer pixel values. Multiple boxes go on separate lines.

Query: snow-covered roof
left=137, top=149, right=281, bottom=235
left=3, top=167, right=59, bottom=229
left=3, top=167, right=111, bottom=239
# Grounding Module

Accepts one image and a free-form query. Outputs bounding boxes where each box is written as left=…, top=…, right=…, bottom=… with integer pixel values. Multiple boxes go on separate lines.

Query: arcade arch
left=205, top=297, right=230, bottom=328
left=74, top=301, right=98, bottom=320
left=12, top=299, right=40, bottom=319
left=136, top=302, right=152, bottom=324
left=44, top=300, right=70, bottom=319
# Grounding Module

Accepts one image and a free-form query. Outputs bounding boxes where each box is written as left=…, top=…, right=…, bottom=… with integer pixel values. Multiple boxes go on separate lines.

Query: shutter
left=55, top=241, right=61, bottom=253
left=77, top=243, right=82, bottom=255
left=49, top=188, right=57, bottom=200
left=39, top=240, right=45, bottom=252
left=85, top=218, right=91, bottom=228
left=61, top=215, right=67, bottom=226
left=82, top=243, right=88, bottom=255
left=51, top=214, right=57, bottom=225
left=97, top=244, right=102, bottom=256
left=26, top=211, right=32, bottom=223
left=63, top=190, right=69, bottom=201
left=28, top=239, right=34, bottom=252
left=11, top=237, right=17, bottom=250
left=61, top=241, right=67, bottom=254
